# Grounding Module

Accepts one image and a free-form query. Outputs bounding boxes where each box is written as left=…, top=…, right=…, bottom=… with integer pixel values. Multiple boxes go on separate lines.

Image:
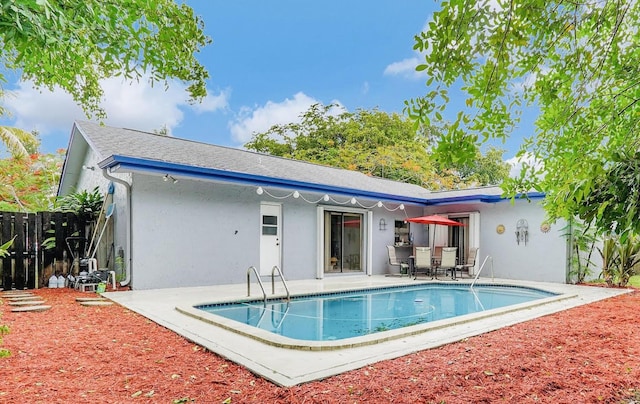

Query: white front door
left=260, top=203, right=282, bottom=275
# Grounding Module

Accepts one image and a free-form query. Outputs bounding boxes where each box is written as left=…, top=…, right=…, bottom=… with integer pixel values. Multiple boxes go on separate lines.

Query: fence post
left=1, top=212, right=13, bottom=290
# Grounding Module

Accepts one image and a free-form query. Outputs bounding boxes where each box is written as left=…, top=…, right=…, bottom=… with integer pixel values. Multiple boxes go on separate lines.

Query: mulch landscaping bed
left=1, top=287, right=639, bottom=403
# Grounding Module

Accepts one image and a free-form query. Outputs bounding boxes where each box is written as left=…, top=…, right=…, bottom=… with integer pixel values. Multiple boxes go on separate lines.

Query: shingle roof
left=74, top=121, right=431, bottom=202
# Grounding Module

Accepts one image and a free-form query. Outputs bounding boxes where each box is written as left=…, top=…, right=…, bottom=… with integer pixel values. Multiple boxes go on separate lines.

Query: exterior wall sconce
left=516, top=219, right=528, bottom=245
left=163, top=174, right=178, bottom=184
left=379, top=218, right=387, bottom=231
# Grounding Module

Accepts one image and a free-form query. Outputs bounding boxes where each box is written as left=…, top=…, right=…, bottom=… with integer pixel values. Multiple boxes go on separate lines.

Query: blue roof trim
left=100, top=155, right=430, bottom=204
left=424, top=191, right=545, bottom=205
left=100, top=155, right=546, bottom=206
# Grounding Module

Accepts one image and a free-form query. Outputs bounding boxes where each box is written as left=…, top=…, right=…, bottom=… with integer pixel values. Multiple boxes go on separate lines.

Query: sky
left=0, top=1, right=527, bottom=160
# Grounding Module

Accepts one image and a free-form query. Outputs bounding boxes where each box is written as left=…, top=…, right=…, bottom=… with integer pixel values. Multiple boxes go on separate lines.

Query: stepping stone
left=8, top=300, right=46, bottom=306
left=8, top=296, right=41, bottom=301
left=79, top=300, right=113, bottom=306
left=75, top=297, right=107, bottom=302
left=11, top=305, right=51, bottom=312
left=2, top=293, right=33, bottom=299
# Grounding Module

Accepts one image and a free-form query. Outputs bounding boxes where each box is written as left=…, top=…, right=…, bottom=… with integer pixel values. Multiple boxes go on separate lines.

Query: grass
left=628, top=275, right=640, bottom=287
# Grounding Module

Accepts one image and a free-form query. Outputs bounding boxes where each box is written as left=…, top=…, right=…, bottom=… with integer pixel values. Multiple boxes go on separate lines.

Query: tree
left=245, top=104, right=508, bottom=189
left=450, top=146, right=510, bottom=188
left=0, top=150, right=64, bottom=212
left=406, top=1, right=640, bottom=237
left=0, top=0, right=211, bottom=119
left=0, top=127, right=38, bottom=158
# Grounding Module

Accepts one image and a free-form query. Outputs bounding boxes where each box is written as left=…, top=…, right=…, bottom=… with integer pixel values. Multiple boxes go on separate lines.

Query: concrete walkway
left=104, top=276, right=628, bottom=386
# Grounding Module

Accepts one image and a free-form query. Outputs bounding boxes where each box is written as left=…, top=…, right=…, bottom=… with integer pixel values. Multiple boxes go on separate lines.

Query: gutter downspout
left=102, top=168, right=132, bottom=287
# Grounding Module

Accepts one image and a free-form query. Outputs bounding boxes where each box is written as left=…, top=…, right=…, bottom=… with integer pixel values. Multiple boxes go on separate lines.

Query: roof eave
left=57, top=123, right=88, bottom=196
left=101, top=155, right=431, bottom=205
left=424, top=192, right=546, bottom=206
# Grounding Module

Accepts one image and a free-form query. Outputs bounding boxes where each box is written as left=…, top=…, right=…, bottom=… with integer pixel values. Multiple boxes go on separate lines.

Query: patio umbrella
left=405, top=215, right=466, bottom=251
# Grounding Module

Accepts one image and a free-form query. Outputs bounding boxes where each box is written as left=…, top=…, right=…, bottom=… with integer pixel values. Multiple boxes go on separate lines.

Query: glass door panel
left=324, top=211, right=363, bottom=273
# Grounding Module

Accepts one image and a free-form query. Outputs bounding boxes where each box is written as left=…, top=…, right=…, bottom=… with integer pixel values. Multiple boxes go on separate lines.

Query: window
left=262, top=215, right=278, bottom=235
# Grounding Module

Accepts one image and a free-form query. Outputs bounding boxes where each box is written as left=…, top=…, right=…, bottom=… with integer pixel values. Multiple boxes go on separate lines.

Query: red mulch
left=1, top=288, right=639, bottom=403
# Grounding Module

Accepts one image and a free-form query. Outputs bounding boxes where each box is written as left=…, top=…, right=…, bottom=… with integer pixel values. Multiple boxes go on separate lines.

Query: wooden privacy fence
left=0, top=211, right=85, bottom=290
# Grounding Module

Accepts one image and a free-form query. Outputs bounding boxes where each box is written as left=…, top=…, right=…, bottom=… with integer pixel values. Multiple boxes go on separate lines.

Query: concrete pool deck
left=103, top=276, right=629, bottom=387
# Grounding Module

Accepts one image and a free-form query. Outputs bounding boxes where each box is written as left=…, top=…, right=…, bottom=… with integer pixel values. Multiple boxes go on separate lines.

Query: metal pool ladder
left=246, top=265, right=291, bottom=302
left=271, top=265, right=291, bottom=300
left=470, top=255, right=494, bottom=289
left=247, top=266, right=267, bottom=301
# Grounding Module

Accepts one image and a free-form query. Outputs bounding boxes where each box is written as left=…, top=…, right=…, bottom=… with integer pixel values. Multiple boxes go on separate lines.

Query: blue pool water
left=196, top=284, right=556, bottom=342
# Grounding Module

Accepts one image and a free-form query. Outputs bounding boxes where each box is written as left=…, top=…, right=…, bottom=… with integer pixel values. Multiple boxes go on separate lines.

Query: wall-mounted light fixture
left=163, top=174, right=178, bottom=184
left=516, top=218, right=528, bottom=245
left=379, top=218, right=387, bottom=231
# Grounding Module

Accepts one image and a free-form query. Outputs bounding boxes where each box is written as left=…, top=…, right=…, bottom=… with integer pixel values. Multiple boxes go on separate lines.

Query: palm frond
left=0, top=126, right=38, bottom=158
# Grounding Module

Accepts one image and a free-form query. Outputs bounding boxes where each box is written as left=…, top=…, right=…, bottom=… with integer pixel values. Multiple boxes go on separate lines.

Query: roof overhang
left=101, top=155, right=545, bottom=207
left=57, top=124, right=89, bottom=196
left=423, top=191, right=545, bottom=206
left=101, top=155, right=431, bottom=206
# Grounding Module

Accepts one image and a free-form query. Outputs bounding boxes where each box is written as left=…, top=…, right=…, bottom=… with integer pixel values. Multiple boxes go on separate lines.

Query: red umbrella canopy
left=405, top=215, right=466, bottom=226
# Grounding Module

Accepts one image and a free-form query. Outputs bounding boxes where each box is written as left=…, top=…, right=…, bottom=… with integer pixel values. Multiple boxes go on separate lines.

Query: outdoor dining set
left=387, top=244, right=478, bottom=280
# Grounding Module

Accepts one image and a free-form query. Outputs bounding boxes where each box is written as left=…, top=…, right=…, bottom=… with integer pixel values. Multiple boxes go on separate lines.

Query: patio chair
left=386, top=245, right=409, bottom=276
left=413, top=247, right=433, bottom=279
left=455, top=247, right=478, bottom=278
left=438, top=247, right=458, bottom=280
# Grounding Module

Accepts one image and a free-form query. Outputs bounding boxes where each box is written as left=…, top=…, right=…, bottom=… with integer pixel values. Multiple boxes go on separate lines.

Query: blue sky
left=0, top=1, right=525, bottom=160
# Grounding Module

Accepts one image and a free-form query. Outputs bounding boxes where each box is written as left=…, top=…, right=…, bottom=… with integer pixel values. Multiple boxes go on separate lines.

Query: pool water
left=196, top=284, right=556, bottom=342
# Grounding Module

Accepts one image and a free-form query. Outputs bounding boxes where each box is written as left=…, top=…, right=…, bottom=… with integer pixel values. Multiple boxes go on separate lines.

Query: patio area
left=104, top=276, right=628, bottom=386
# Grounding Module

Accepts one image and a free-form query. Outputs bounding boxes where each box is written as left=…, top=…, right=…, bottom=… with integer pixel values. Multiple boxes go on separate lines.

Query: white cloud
left=2, top=77, right=229, bottom=135
left=507, top=152, right=543, bottom=178
left=228, top=92, right=343, bottom=144
left=192, top=88, right=231, bottom=114
left=383, top=56, right=424, bottom=78
left=384, top=18, right=431, bottom=79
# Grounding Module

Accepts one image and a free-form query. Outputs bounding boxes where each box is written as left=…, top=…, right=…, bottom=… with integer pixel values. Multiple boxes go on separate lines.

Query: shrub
left=598, top=235, right=640, bottom=287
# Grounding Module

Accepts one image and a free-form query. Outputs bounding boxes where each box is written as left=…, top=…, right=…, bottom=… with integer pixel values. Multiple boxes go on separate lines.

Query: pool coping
left=175, top=282, right=572, bottom=351
left=103, top=276, right=630, bottom=387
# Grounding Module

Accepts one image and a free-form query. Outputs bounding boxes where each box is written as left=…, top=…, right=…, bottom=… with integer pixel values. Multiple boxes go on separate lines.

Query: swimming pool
left=180, top=284, right=559, bottom=349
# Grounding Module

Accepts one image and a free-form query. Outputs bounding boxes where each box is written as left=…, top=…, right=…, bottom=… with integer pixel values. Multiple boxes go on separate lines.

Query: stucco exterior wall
left=127, top=174, right=422, bottom=289
left=427, top=199, right=568, bottom=283
left=72, top=149, right=129, bottom=270
left=74, top=163, right=569, bottom=288
left=130, top=176, right=330, bottom=289
left=370, top=206, right=426, bottom=275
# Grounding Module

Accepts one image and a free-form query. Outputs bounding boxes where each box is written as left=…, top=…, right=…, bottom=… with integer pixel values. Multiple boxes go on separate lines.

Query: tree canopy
left=245, top=104, right=509, bottom=189
left=0, top=0, right=211, bottom=118
left=0, top=1, right=212, bottom=212
left=406, top=1, right=640, bottom=237
left=0, top=149, right=63, bottom=212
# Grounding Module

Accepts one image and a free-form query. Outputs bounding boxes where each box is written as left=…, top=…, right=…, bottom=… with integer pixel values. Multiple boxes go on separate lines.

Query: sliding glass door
left=324, top=211, right=363, bottom=273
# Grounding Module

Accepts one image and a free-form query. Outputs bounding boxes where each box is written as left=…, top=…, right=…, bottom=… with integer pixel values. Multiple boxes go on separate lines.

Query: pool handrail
left=247, top=266, right=267, bottom=302
left=271, top=265, right=291, bottom=300
left=470, top=255, right=494, bottom=289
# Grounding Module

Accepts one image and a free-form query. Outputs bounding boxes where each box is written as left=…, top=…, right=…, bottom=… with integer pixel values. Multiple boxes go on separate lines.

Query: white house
left=58, top=121, right=568, bottom=289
